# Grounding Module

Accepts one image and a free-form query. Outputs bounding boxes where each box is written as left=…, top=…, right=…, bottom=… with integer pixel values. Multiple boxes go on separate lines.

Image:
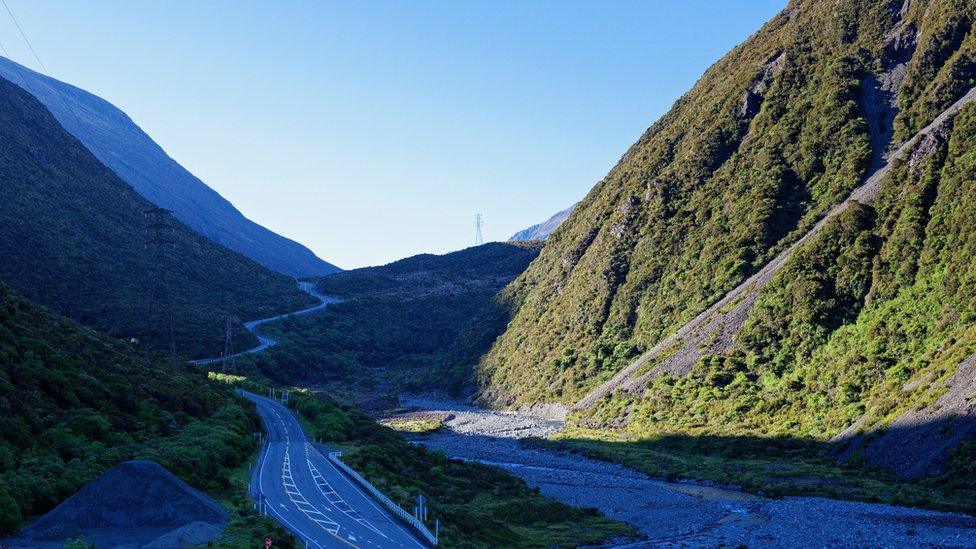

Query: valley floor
left=399, top=400, right=976, bottom=547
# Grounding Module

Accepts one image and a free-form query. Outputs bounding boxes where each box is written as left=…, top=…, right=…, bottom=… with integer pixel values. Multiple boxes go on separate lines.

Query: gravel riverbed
left=399, top=398, right=976, bottom=548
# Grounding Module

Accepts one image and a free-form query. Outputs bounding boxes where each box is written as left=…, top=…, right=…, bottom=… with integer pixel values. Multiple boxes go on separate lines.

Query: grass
left=380, top=416, right=447, bottom=434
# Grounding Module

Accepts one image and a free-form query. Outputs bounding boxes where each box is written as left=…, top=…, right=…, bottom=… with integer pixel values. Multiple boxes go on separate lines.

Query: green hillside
left=0, top=282, right=257, bottom=534
left=476, top=0, right=976, bottom=408
left=0, top=75, right=315, bottom=358
left=245, top=242, right=541, bottom=395
left=472, top=0, right=976, bottom=488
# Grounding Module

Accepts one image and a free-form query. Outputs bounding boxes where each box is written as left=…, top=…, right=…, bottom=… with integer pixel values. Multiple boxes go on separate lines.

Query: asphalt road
left=191, top=281, right=339, bottom=366
left=244, top=391, right=428, bottom=548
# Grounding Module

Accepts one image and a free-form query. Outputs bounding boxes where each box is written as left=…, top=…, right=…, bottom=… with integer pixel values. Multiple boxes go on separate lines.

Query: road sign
left=264, top=537, right=272, bottom=548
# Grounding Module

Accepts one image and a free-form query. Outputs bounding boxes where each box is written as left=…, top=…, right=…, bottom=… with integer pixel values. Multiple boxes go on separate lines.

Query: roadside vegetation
left=215, top=375, right=636, bottom=548
left=0, top=283, right=262, bottom=535
left=208, top=444, right=297, bottom=548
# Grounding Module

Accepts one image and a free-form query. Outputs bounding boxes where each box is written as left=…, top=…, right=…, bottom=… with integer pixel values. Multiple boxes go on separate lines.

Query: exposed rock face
left=740, top=51, right=786, bottom=119
left=509, top=205, right=576, bottom=241
left=833, top=354, right=976, bottom=478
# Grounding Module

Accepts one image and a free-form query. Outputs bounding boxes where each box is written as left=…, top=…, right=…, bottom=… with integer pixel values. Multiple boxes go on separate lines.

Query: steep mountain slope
left=243, top=242, right=541, bottom=395
left=509, top=205, right=575, bottom=241
left=0, top=56, right=339, bottom=277
left=477, top=0, right=976, bottom=418
left=0, top=75, right=315, bottom=357
left=0, top=282, right=256, bottom=534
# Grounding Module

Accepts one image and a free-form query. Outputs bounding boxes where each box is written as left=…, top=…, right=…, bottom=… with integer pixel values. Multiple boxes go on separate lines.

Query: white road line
left=309, top=441, right=427, bottom=549
left=282, top=447, right=342, bottom=535
left=253, top=404, right=325, bottom=549
left=307, top=452, right=387, bottom=538
left=252, top=392, right=428, bottom=548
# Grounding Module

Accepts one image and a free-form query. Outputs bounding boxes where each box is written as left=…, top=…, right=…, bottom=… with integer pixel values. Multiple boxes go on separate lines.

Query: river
left=399, top=399, right=976, bottom=547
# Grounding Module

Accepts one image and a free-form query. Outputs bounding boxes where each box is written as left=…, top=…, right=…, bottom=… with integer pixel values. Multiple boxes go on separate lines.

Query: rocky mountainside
left=0, top=56, right=339, bottom=277
left=0, top=74, right=315, bottom=357
left=475, top=0, right=976, bottom=480
left=509, top=205, right=575, bottom=241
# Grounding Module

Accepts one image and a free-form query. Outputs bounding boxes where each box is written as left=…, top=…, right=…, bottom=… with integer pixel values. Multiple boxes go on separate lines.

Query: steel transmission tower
left=222, top=315, right=237, bottom=374
left=145, top=207, right=177, bottom=360
left=474, top=213, right=484, bottom=245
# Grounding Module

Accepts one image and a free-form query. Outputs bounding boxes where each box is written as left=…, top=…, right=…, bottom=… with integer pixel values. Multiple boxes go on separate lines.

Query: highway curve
left=191, top=281, right=339, bottom=366
left=244, top=390, right=428, bottom=548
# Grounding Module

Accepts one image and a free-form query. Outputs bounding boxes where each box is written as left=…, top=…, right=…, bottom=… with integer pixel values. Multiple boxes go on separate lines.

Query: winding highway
left=191, top=281, right=340, bottom=366
left=245, top=390, right=428, bottom=548
left=190, top=281, right=428, bottom=546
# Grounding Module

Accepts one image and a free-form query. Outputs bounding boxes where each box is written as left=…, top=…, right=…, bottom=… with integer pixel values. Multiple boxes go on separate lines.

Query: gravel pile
left=405, top=400, right=976, bottom=548
left=4, top=460, right=228, bottom=548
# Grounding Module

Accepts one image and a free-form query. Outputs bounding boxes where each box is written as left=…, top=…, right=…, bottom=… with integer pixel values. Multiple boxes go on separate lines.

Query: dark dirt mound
left=8, top=460, right=228, bottom=547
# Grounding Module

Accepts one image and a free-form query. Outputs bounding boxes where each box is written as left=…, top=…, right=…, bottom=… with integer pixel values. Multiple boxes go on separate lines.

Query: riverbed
left=399, top=399, right=976, bottom=547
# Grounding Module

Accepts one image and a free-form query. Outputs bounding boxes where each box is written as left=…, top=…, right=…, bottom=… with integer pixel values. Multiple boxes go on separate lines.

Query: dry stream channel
left=399, top=399, right=976, bottom=548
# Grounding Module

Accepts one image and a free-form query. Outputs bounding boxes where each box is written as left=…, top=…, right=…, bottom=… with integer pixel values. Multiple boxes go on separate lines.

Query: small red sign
left=264, top=538, right=272, bottom=548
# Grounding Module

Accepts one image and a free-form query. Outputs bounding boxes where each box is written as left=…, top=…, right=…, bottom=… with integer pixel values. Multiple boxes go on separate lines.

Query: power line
left=0, top=0, right=84, bottom=128
left=145, top=207, right=178, bottom=361
left=2, top=0, right=49, bottom=74
left=0, top=35, right=41, bottom=100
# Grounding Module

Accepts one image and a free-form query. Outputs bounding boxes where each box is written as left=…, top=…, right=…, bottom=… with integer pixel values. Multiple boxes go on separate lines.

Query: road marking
left=306, top=448, right=387, bottom=538
left=248, top=391, right=428, bottom=548
left=282, top=448, right=342, bottom=536
left=311, top=443, right=428, bottom=549
left=251, top=401, right=327, bottom=549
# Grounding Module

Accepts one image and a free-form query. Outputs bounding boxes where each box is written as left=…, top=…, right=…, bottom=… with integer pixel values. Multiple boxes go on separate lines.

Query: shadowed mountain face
left=241, top=242, right=542, bottom=395
left=0, top=56, right=339, bottom=277
left=0, top=74, right=315, bottom=357
left=509, top=205, right=575, bottom=241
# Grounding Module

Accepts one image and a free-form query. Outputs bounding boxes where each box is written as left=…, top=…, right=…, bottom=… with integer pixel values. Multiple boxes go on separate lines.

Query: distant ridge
left=509, top=205, right=575, bottom=241
left=0, top=56, right=339, bottom=277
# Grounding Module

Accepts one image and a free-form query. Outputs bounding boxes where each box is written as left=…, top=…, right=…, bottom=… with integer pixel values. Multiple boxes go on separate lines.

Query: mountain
left=241, top=242, right=542, bottom=395
left=509, top=205, right=575, bottom=241
left=0, top=74, right=315, bottom=357
left=0, top=282, right=255, bottom=534
left=0, top=56, right=339, bottom=278
left=475, top=0, right=976, bottom=483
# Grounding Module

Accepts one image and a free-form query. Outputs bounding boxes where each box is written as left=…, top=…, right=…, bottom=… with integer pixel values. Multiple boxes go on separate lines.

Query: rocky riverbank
left=397, top=399, right=976, bottom=547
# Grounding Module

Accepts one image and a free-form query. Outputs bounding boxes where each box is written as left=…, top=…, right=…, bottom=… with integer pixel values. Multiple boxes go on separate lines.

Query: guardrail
left=327, top=451, right=438, bottom=546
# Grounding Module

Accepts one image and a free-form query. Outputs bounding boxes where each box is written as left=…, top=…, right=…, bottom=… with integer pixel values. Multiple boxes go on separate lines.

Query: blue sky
left=0, top=1, right=784, bottom=268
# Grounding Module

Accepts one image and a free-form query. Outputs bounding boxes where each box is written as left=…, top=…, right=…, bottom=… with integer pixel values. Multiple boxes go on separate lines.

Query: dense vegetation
left=245, top=242, right=540, bottom=394
left=580, top=104, right=976, bottom=492
left=0, top=283, right=259, bottom=534
left=0, top=75, right=315, bottom=358
left=476, top=0, right=976, bottom=409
